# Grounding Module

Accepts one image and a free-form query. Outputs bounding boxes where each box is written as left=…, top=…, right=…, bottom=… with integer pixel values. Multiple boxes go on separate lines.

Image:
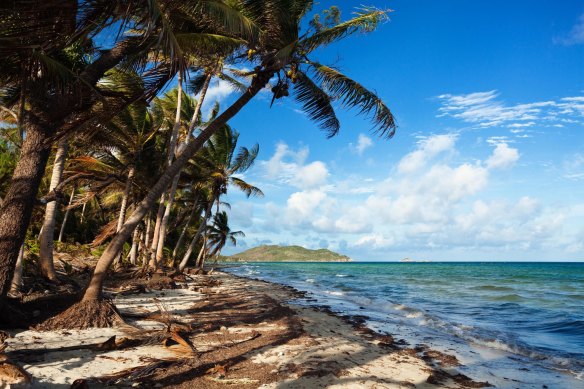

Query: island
left=220, top=245, right=352, bottom=262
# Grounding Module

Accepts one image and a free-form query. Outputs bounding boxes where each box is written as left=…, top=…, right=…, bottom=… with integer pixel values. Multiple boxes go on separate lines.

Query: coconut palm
left=203, top=211, right=244, bottom=266
left=50, top=3, right=397, bottom=329
left=0, top=0, right=255, bottom=300
left=177, top=124, right=262, bottom=271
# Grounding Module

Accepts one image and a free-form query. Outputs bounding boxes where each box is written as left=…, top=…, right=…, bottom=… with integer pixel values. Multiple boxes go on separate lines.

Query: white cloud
left=355, top=134, right=373, bottom=155
left=263, top=143, right=310, bottom=185
left=353, top=233, right=396, bottom=249
left=203, top=79, right=236, bottom=112
left=436, top=91, right=583, bottom=129
left=555, top=14, right=584, bottom=46
left=397, top=134, right=456, bottom=174
left=486, top=143, right=520, bottom=170
left=242, top=133, right=584, bottom=260
left=292, top=161, right=329, bottom=189
left=287, top=190, right=326, bottom=218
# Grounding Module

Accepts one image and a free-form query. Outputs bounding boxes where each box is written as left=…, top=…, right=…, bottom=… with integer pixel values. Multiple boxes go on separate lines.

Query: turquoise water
left=224, top=262, right=584, bottom=388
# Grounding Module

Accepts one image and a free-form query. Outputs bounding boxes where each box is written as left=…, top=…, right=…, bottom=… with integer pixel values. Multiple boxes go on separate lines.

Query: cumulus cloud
left=486, top=143, right=520, bottom=169
left=292, top=161, right=329, bottom=189
left=245, top=133, right=582, bottom=259
left=263, top=146, right=329, bottom=190
left=351, top=134, right=374, bottom=155
left=398, top=134, right=456, bottom=173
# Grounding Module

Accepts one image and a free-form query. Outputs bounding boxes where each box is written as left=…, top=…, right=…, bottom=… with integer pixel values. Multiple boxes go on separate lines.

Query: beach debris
left=206, top=363, right=228, bottom=377
left=93, top=335, right=117, bottom=351
left=204, top=376, right=259, bottom=385
left=97, top=359, right=175, bottom=385
left=70, top=378, right=89, bottom=389
left=0, top=345, right=32, bottom=388
left=162, top=330, right=197, bottom=355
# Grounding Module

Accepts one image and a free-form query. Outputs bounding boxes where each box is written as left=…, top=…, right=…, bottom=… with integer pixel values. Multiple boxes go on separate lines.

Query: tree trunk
left=154, top=73, right=212, bottom=263
left=179, top=200, right=213, bottom=272
left=57, top=188, right=75, bottom=242
left=154, top=76, right=184, bottom=263
left=82, top=71, right=272, bottom=301
left=80, top=201, right=87, bottom=223
left=144, top=212, right=152, bottom=249
left=186, top=72, right=212, bottom=143
left=195, top=236, right=207, bottom=268
left=0, top=124, right=53, bottom=298
left=113, top=166, right=136, bottom=268
left=148, top=194, right=166, bottom=267
left=129, top=227, right=140, bottom=265
left=8, top=245, right=25, bottom=297
left=172, top=195, right=199, bottom=260
left=39, top=137, right=69, bottom=281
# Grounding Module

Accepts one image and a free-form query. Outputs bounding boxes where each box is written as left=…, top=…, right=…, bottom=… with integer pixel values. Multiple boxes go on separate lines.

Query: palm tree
left=52, top=3, right=396, bottom=328
left=178, top=125, right=263, bottom=271
left=203, top=211, right=244, bottom=266
left=0, top=0, right=254, bottom=300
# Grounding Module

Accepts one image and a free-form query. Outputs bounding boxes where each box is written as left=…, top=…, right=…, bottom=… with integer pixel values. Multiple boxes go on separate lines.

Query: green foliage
left=0, top=138, right=17, bottom=196
left=223, top=245, right=352, bottom=262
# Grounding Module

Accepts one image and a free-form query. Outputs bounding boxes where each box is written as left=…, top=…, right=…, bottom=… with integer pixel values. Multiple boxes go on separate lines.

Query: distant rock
left=400, top=257, right=431, bottom=263
left=220, top=245, right=352, bottom=262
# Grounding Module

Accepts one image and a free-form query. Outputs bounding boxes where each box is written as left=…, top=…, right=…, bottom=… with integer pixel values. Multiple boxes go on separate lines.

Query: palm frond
left=293, top=70, right=340, bottom=137
left=229, top=177, right=263, bottom=197
left=175, top=33, right=245, bottom=57
left=310, top=63, right=396, bottom=138
left=301, top=7, right=390, bottom=53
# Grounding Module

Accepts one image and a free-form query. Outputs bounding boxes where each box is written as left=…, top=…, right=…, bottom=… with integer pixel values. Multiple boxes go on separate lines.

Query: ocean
left=223, top=262, right=584, bottom=388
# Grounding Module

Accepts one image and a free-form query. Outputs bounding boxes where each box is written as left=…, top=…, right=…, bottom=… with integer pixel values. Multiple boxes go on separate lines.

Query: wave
left=490, top=293, right=527, bottom=302
left=538, top=319, right=584, bottom=335
left=470, top=285, right=515, bottom=292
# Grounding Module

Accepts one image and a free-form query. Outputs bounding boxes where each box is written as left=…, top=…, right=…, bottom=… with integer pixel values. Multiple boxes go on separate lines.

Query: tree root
left=35, top=299, right=124, bottom=330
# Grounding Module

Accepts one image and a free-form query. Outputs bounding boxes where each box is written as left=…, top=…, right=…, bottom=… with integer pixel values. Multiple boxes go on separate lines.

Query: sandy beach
left=1, top=271, right=492, bottom=388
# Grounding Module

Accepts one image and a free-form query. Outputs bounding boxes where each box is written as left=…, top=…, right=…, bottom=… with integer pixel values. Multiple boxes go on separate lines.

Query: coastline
left=3, top=270, right=491, bottom=388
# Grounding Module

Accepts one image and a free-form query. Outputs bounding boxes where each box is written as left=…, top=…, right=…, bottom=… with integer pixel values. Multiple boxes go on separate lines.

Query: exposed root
left=35, top=299, right=124, bottom=330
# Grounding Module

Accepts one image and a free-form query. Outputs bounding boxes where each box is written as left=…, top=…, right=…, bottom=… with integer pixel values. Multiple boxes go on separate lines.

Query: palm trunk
left=114, top=165, right=136, bottom=268
left=154, top=76, right=184, bottom=264
left=80, top=201, right=87, bottom=223
left=178, top=201, right=213, bottom=272
left=144, top=212, right=152, bottom=249
left=0, top=124, right=53, bottom=298
left=148, top=194, right=166, bottom=267
left=81, top=71, right=272, bottom=302
left=154, top=73, right=211, bottom=263
left=39, top=137, right=69, bottom=281
left=8, top=245, right=25, bottom=296
left=195, top=236, right=207, bottom=268
left=172, top=196, right=199, bottom=260
left=57, top=188, right=75, bottom=242
left=186, top=72, right=212, bottom=143
left=129, top=227, right=140, bottom=265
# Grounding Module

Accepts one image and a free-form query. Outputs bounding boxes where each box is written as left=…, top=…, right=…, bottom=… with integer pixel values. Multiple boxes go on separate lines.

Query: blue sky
left=204, top=0, right=584, bottom=261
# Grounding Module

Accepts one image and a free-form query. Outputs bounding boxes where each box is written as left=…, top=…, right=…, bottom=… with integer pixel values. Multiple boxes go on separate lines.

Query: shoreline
left=221, top=265, right=584, bottom=389
left=2, top=270, right=493, bottom=388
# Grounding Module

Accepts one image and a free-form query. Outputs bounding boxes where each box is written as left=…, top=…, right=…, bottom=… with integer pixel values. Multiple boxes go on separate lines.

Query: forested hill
left=222, top=245, right=352, bottom=262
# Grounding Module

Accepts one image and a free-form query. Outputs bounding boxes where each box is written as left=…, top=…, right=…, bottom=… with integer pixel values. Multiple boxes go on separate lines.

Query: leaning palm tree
left=177, top=124, right=263, bottom=271
left=202, top=211, right=244, bottom=267
left=0, top=0, right=254, bottom=300
left=51, top=3, right=397, bottom=328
